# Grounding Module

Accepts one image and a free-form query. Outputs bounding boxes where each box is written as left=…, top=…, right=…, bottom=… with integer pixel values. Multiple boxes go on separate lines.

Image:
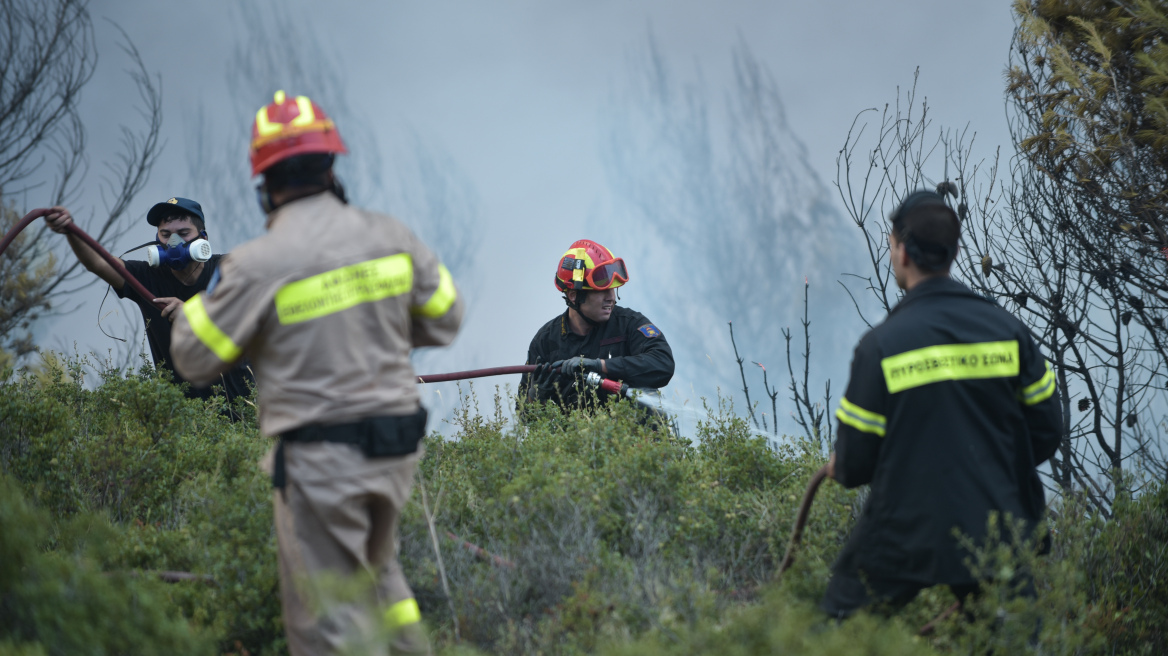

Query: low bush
left=0, top=475, right=213, bottom=654
left=1, top=357, right=1165, bottom=654
left=400, top=389, right=862, bottom=654
left=1, top=355, right=282, bottom=655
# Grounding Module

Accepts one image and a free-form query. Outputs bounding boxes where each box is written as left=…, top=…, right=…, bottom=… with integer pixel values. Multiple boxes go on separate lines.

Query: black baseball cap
left=146, top=197, right=205, bottom=226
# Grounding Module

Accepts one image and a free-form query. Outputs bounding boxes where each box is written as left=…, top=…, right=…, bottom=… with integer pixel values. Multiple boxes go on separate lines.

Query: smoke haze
left=35, top=0, right=1016, bottom=433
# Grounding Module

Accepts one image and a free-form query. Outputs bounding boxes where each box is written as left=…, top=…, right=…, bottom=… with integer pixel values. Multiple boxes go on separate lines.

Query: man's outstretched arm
left=43, top=206, right=126, bottom=289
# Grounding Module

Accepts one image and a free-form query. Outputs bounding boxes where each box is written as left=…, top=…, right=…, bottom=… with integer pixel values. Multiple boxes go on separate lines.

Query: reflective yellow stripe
left=384, top=598, right=421, bottom=630
left=254, top=104, right=281, bottom=137
left=253, top=92, right=335, bottom=147
left=836, top=396, right=887, bottom=437
left=411, top=264, right=456, bottom=319
left=290, top=96, right=316, bottom=126
left=881, top=341, right=1020, bottom=394
left=1021, top=362, right=1056, bottom=405
left=182, top=295, right=242, bottom=363
left=275, top=254, right=413, bottom=325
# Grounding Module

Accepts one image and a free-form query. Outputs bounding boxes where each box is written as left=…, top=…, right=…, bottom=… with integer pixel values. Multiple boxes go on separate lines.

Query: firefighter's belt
left=272, top=407, right=428, bottom=489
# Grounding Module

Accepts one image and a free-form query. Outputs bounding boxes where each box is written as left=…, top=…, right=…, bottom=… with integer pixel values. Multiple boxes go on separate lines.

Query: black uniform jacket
left=519, top=305, right=674, bottom=407
left=832, top=276, right=1062, bottom=586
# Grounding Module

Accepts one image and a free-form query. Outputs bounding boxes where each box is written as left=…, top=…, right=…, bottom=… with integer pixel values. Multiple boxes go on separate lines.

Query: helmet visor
left=587, top=258, right=628, bottom=290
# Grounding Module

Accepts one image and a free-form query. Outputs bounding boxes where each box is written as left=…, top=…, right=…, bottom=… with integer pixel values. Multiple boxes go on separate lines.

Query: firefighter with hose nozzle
left=169, top=90, right=463, bottom=655
left=519, top=239, right=674, bottom=411
left=42, top=198, right=253, bottom=407
left=821, top=190, right=1063, bottom=620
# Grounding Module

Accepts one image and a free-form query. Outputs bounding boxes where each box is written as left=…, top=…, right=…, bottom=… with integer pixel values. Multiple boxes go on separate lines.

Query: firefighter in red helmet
left=170, top=91, right=462, bottom=655
left=519, top=239, right=674, bottom=408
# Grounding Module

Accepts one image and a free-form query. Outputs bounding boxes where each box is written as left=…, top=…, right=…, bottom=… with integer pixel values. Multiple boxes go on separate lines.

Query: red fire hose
left=414, top=366, right=641, bottom=403
left=416, top=364, right=536, bottom=384
left=1, top=208, right=165, bottom=308
left=777, top=463, right=962, bottom=635
left=415, top=366, right=642, bottom=408
left=777, top=464, right=829, bottom=577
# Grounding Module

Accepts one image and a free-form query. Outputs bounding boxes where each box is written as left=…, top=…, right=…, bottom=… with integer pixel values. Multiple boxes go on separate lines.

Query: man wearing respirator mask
left=44, top=197, right=254, bottom=406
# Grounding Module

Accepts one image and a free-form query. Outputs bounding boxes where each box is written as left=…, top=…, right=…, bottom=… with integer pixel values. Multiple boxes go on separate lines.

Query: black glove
left=531, top=361, right=564, bottom=398
left=559, top=356, right=603, bottom=377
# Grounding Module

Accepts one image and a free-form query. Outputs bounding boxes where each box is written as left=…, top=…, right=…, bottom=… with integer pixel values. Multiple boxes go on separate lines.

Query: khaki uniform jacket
left=170, top=192, right=463, bottom=436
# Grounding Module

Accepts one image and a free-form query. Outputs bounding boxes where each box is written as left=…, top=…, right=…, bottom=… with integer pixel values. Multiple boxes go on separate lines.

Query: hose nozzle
left=584, top=372, right=631, bottom=398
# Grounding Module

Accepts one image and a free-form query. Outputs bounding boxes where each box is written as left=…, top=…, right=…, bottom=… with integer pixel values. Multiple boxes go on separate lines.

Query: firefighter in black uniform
left=519, top=239, right=674, bottom=408
left=822, top=191, right=1064, bottom=618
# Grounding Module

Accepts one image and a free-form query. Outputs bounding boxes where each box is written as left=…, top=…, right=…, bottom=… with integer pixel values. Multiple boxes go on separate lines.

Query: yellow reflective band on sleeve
left=275, top=253, right=413, bottom=325
left=411, top=264, right=457, bottom=319
left=1021, top=361, right=1056, bottom=405
left=384, top=598, right=422, bottom=630
left=835, top=396, right=887, bottom=437
left=881, top=340, right=1020, bottom=394
left=182, top=295, right=242, bottom=363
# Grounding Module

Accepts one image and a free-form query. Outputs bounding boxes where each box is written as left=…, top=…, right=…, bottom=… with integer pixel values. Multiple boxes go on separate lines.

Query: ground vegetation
left=1, top=359, right=1163, bottom=655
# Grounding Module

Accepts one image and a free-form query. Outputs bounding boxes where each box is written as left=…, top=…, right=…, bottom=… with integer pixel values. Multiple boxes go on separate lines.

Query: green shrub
left=404, top=387, right=860, bottom=654
left=1, top=355, right=282, bottom=655
left=596, top=589, right=936, bottom=656
left=0, top=474, right=213, bottom=655
left=1081, top=482, right=1168, bottom=653
left=3, top=357, right=1166, bottom=655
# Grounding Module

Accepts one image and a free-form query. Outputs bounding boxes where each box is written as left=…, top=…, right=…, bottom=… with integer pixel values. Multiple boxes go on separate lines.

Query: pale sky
left=38, top=0, right=1020, bottom=427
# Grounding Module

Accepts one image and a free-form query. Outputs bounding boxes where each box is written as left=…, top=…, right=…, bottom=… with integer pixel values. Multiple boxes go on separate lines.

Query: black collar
left=889, top=276, right=987, bottom=316
left=559, top=308, right=612, bottom=340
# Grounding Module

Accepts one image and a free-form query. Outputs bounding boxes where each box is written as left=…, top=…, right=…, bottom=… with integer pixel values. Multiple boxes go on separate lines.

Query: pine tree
left=1009, top=0, right=1168, bottom=320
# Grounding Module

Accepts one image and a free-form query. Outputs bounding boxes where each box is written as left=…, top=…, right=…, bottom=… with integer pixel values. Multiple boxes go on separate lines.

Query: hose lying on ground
left=1, top=207, right=165, bottom=308
left=776, top=463, right=963, bottom=635
left=777, top=464, right=829, bottom=578
left=445, top=531, right=516, bottom=569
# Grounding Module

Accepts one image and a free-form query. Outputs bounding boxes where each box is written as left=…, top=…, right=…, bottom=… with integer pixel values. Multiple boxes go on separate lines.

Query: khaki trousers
left=272, top=442, right=430, bottom=656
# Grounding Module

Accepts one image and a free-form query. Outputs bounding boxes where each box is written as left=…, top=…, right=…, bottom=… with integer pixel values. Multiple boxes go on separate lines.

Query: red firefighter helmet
left=554, top=239, right=629, bottom=292
left=249, top=90, right=348, bottom=176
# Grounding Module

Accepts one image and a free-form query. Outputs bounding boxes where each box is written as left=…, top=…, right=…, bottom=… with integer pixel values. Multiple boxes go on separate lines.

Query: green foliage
left=596, top=591, right=936, bottom=656
left=1009, top=0, right=1168, bottom=328
left=403, top=388, right=862, bottom=654
left=1013, top=0, right=1168, bottom=161
left=0, top=354, right=282, bottom=655
left=2, top=361, right=1166, bottom=655
left=1080, top=483, right=1168, bottom=652
left=0, top=475, right=213, bottom=655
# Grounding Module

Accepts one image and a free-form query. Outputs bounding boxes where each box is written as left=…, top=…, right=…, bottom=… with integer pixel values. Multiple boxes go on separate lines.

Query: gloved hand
left=558, top=356, right=604, bottom=376
left=529, top=361, right=564, bottom=400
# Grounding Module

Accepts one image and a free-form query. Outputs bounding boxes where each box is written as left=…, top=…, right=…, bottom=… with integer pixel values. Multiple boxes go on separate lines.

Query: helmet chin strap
left=564, top=290, right=603, bottom=327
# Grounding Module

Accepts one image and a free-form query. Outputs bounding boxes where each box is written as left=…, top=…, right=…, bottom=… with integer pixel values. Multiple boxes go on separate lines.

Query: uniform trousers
left=273, top=441, right=429, bottom=655
left=821, top=567, right=1036, bottom=619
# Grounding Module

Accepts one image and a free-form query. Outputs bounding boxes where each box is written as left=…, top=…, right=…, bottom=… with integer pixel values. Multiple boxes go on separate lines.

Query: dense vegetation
left=1, top=358, right=1164, bottom=655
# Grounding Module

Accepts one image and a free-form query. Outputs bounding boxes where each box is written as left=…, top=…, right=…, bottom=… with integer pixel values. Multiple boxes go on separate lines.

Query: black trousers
left=820, top=569, right=1034, bottom=619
